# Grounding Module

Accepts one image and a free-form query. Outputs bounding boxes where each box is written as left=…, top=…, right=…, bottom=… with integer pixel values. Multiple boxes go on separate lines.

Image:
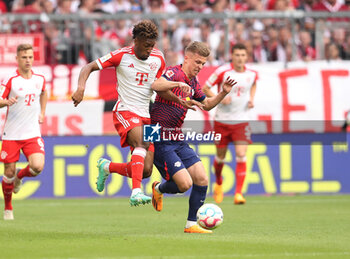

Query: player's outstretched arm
left=39, top=90, right=48, bottom=124
left=72, top=61, right=99, bottom=107
left=156, top=91, right=202, bottom=111
left=202, top=77, right=236, bottom=111
left=152, top=77, right=191, bottom=96
left=202, top=84, right=215, bottom=98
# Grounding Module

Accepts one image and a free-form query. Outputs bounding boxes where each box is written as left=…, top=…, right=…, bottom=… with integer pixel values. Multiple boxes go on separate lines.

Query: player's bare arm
left=248, top=82, right=257, bottom=108
left=201, top=77, right=237, bottom=111
left=0, top=96, right=18, bottom=108
left=152, top=76, right=191, bottom=96
left=156, top=90, right=203, bottom=111
left=39, top=90, right=48, bottom=124
left=72, top=61, right=99, bottom=107
left=203, top=83, right=231, bottom=105
left=201, top=84, right=215, bottom=98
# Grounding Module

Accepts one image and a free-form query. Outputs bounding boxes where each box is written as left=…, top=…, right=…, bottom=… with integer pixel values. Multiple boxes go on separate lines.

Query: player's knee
left=142, top=167, right=152, bottom=179
left=4, top=169, right=16, bottom=178
left=30, top=165, right=44, bottom=176
left=134, top=141, right=149, bottom=150
left=236, top=156, right=246, bottom=162
left=178, top=179, right=193, bottom=193
left=195, top=174, right=208, bottom=186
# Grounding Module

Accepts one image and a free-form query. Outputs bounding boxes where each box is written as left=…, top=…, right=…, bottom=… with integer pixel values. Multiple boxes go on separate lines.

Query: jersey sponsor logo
left=128, top=63, right=134, bottom=68
left=234, top=86, right=244, bottom=97
left=1, top=151, right=7, bottom=160
left=136, top=72, right=149, bottom=86
left=24, top=93, right=35, bottom=106
left=165, top=70, right=174, bottom=78
left=149, top=62, right=157, bottom=71
left=100, top=53, right=112, bottom=63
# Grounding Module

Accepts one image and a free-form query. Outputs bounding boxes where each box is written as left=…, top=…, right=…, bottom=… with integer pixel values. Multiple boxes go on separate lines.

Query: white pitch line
left=61, top=251, right=350, bottom=259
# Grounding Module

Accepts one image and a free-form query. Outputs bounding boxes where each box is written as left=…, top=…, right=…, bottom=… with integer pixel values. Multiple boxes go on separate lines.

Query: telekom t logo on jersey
left=24, top=93, right=35, bottom=106
left=136, top=72, right=149, bottom=86
left=235, top=86, right=244, bottom=96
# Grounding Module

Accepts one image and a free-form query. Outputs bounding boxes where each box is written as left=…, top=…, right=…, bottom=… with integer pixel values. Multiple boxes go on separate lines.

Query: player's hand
left=72, top=88, right=84, bottom=107
left=39, top=113, right=45, bottom=124
left=178, top=82, right=191, bottom=97
left=222, top=77, right=237, bottom=94
left=248, top=100, right=254, bottom=108
left=180, top=98, right=204, bottom=111
left=7, top=96, right=18, bottom=106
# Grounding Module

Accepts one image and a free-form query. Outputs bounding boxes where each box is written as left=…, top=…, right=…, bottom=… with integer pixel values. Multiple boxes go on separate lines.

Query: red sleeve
left=42, top=76, right=46, bottom=92
left=96, top=50, right=125, bottom=70
left=156, top=55, right=166, bottom=79
left=0, top=78, right=12, bottom=99
left=253, top=70, right=259, bottom=83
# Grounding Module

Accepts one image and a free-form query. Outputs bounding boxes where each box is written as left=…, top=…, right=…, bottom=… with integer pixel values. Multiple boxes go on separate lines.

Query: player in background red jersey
left=203, top=43, right=257, bottom=205
left=0, top=44, right=47, bottom=220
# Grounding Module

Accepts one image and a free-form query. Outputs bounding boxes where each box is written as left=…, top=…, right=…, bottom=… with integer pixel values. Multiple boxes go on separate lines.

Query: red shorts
left=214, top=121, right=252, bottom=148
left=113, top=111, right=151, bottom=148
left=0, top=137, right=45, bottom=163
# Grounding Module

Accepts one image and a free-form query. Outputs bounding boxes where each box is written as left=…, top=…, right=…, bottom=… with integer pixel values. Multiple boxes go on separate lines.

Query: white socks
left=185, top=220, right=197, bottom=228
left=131, top=188, right=141, bottom=196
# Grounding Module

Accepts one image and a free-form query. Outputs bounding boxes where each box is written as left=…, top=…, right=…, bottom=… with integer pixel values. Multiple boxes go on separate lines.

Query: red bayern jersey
left=96, top=46, right=166, bottom=118
left=0, top=70, right=46, bottom=140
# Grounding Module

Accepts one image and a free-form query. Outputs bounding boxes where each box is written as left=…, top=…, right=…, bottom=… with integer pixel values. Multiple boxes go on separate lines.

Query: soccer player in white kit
left=203, top=43, right=257, bottom=205
left=72, top=20, right=189, bottom=206
left=0, top=44, right=47, bottom=220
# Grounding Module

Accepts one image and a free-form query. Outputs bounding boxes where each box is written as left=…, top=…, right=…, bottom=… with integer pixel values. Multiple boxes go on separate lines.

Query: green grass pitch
left=1, top=195, right=350, bottom=259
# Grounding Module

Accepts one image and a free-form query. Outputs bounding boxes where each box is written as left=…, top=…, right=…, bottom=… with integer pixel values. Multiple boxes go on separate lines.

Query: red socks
left=2, top=178, right=14, bottom=210
left=213, top=157, right=247, bottom=194
left=109, top=145, right=153, bottom=180
left=17, top=165, right=35, bottom=179
left=235, top=161, right=246, bottom=194
left=130, top=147, right=146, bottom=189
left=214, top=159, right=224, bottom=185
left=109, top=162, right=131, bottom=177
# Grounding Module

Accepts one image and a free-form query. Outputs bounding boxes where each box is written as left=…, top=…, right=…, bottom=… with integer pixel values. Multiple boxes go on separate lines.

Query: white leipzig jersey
left=205, top=63, right=258, bottom=124
left=96, top=46, right=166, bottom=118
left=0, top=70, right=46, bottom=140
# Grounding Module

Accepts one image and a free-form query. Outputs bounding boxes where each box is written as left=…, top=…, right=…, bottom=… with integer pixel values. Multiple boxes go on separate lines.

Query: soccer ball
left=196, top=203, right=223, bottom=230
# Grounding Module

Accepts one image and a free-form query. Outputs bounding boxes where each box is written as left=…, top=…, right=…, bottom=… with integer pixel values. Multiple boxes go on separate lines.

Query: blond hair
left=185, top=41, right=210, bottom=57
left=17, top=44, right=33, bottom=54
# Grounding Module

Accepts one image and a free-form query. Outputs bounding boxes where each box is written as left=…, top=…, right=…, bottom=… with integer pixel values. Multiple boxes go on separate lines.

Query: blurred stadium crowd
left=1, top=0, right=350, bottom=65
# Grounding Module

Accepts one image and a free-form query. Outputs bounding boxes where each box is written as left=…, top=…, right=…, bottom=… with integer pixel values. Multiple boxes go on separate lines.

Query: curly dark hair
left=132, top=20, right=159, bottom=40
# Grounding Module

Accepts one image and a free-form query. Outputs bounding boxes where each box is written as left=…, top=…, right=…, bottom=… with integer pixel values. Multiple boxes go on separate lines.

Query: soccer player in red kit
left=0, top=44, right=47, bottom=220
left=203, top=43, right=257, bottom=205
left=72, top=20, right=189, bottom=206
